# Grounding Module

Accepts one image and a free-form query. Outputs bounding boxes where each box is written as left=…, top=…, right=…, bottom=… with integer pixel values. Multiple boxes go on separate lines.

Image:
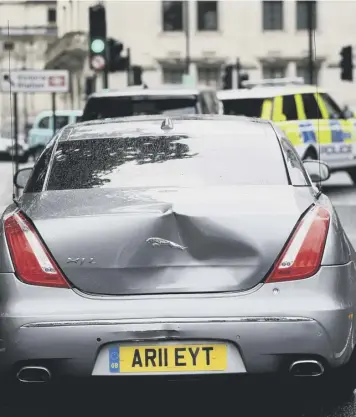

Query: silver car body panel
left=0, top=115, right=355, bottom=380
left=0, top=261, right=355, bottom=376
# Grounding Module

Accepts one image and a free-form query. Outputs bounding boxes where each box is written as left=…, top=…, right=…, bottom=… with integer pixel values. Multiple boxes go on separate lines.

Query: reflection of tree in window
left=136, top=136, right=194, bottom=164
left=286, top=149, right=299, bottom=169
left=47, top=136, right=196, bottom=190
left=281, top=139, right=304, bottom=172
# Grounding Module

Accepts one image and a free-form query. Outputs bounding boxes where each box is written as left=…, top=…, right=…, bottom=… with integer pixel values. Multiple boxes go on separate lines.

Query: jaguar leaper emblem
left=146, top=237, right=187, bottom=250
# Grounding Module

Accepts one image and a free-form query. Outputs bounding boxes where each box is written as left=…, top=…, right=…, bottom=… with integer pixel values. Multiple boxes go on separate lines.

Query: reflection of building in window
left=262, top=64, right=286, bottom=79
left=162, top=1, right=183, bottom=31
left=262, top=1, right=283, bottom=31
left=197, top=65, right=221, bottom=87
left=161, top=66, right=184, bottom=84
left=297, top=0, right=317, bottom=31
left=197, top=1, right=218, bottom=31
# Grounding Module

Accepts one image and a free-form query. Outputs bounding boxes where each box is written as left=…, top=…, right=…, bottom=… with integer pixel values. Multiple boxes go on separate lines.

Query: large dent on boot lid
left=22, top=187, right=313, bottom=296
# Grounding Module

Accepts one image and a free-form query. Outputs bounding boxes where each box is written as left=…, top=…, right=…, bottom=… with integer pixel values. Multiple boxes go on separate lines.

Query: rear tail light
left=266, top=206, right=330, bottom=283
left=4, top=212, right=70, bottom=288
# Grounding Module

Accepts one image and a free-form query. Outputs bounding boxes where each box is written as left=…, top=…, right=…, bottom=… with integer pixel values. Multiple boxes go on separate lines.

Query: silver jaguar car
left=1, top=115, right=356, bottom=406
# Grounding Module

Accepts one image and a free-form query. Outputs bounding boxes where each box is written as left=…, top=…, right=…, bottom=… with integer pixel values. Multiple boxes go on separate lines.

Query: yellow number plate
left=109, top=344, right=227, bottom=373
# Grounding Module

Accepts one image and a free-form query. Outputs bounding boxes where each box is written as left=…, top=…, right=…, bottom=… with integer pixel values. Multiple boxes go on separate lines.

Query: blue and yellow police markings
left=330, top=120, right=351, bottom=142
left=299, top=121, right=317, bottom=144
left=296, top=120, right=353, bottom=156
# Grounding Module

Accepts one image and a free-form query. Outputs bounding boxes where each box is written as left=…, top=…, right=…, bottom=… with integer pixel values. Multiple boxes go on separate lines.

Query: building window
left=262, top=1, right=283, bottom=31
left=197, top=65, right=221, bottom=87
left=296, top=1, right=317, bottom=30
left=197, top=1, right=218, bottom=31
left=162, top=1, right=183, bottom=32
left=296, top=62, right=320, bottom=84
left=3, top=41, right=14, bottom=51
left=48, top=8, right=57, bottom=23
left=262, top=64, right=286, bottom=79
left=162, top=66, right=184, bottom=84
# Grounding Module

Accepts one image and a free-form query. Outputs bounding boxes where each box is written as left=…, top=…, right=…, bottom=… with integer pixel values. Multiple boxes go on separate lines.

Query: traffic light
left=238, top=73, right=249, bottom=89
left=89, top=4, right=107, bottom=72
left=132, top=66, right=143, bottom=85
left=222, top=65, right=233, bottom=90
left=107, top=38, right=128, bottom=72
left=340, top=45, right=353, bottom=81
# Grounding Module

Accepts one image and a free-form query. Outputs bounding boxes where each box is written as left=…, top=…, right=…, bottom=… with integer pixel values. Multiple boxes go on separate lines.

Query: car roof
left=217, top=85, right=327, bottom=100
left=88, top=86, right=216, bottom=99
left=59, top=115, right=274, bottom=142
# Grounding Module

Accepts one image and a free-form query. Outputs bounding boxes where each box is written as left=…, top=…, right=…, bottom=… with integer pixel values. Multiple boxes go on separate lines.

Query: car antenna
left=161, top=117, right=174, bottom=131
left=7, top=20, right=18, bottom=206
left=6, top=21, right=18, bottom=206
left=310, top=7, right=322, bottom=191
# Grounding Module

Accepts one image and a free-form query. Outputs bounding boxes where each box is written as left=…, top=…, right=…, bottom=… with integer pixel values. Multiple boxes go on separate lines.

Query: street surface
left=0, top=161, right=355, bottom=417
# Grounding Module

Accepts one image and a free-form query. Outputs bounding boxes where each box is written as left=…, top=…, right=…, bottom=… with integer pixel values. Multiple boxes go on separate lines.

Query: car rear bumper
left=1, top=316, right=341, bottom=379
left=0, top=262, right=355, bottom=380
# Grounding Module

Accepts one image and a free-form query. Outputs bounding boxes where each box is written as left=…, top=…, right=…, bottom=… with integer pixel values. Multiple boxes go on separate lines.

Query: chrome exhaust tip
left=16, top=366, right=51, bottom=383
left=289, top=360, right=324, bottom=377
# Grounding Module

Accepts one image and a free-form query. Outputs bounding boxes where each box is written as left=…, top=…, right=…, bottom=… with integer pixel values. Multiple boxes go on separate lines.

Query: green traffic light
left=91, top=39, right=105, bottom=53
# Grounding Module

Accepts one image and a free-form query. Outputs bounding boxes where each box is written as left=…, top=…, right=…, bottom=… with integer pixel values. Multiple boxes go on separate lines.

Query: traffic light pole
left=13, top=92, right=19, bottom=196
left=103, top=54, right=109, bottom=89
left=236, top=59, right=241, bottom=89
left=184, top=0, right=190, bottom=75
left=307, top=0, right=314, bottom=84
left=127, top=48, right=131, bottom=86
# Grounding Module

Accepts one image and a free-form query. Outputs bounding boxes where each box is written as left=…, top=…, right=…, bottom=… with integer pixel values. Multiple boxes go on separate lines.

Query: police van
left=82, top=86, right=222, bottom=121
left=217, top=78, right=356, bottom=184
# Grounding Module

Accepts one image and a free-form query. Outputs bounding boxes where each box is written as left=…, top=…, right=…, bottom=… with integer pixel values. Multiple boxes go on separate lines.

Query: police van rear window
left=221, top=98, right=264, bottom=117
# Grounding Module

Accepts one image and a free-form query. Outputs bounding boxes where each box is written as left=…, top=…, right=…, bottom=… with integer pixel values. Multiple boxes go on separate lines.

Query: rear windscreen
left=46, top=125, right=288, bottom=190
left=222, top=98, right=265, bottom=118
left=82, top=96, right=198, bottom=121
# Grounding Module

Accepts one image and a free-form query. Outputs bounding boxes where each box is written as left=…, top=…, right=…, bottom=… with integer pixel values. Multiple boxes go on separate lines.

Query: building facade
left=0, top=0, right=58, bottom=136
left=2, top=0, right=356, bottom=126
left=47, top=0, right=356, bottom=109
